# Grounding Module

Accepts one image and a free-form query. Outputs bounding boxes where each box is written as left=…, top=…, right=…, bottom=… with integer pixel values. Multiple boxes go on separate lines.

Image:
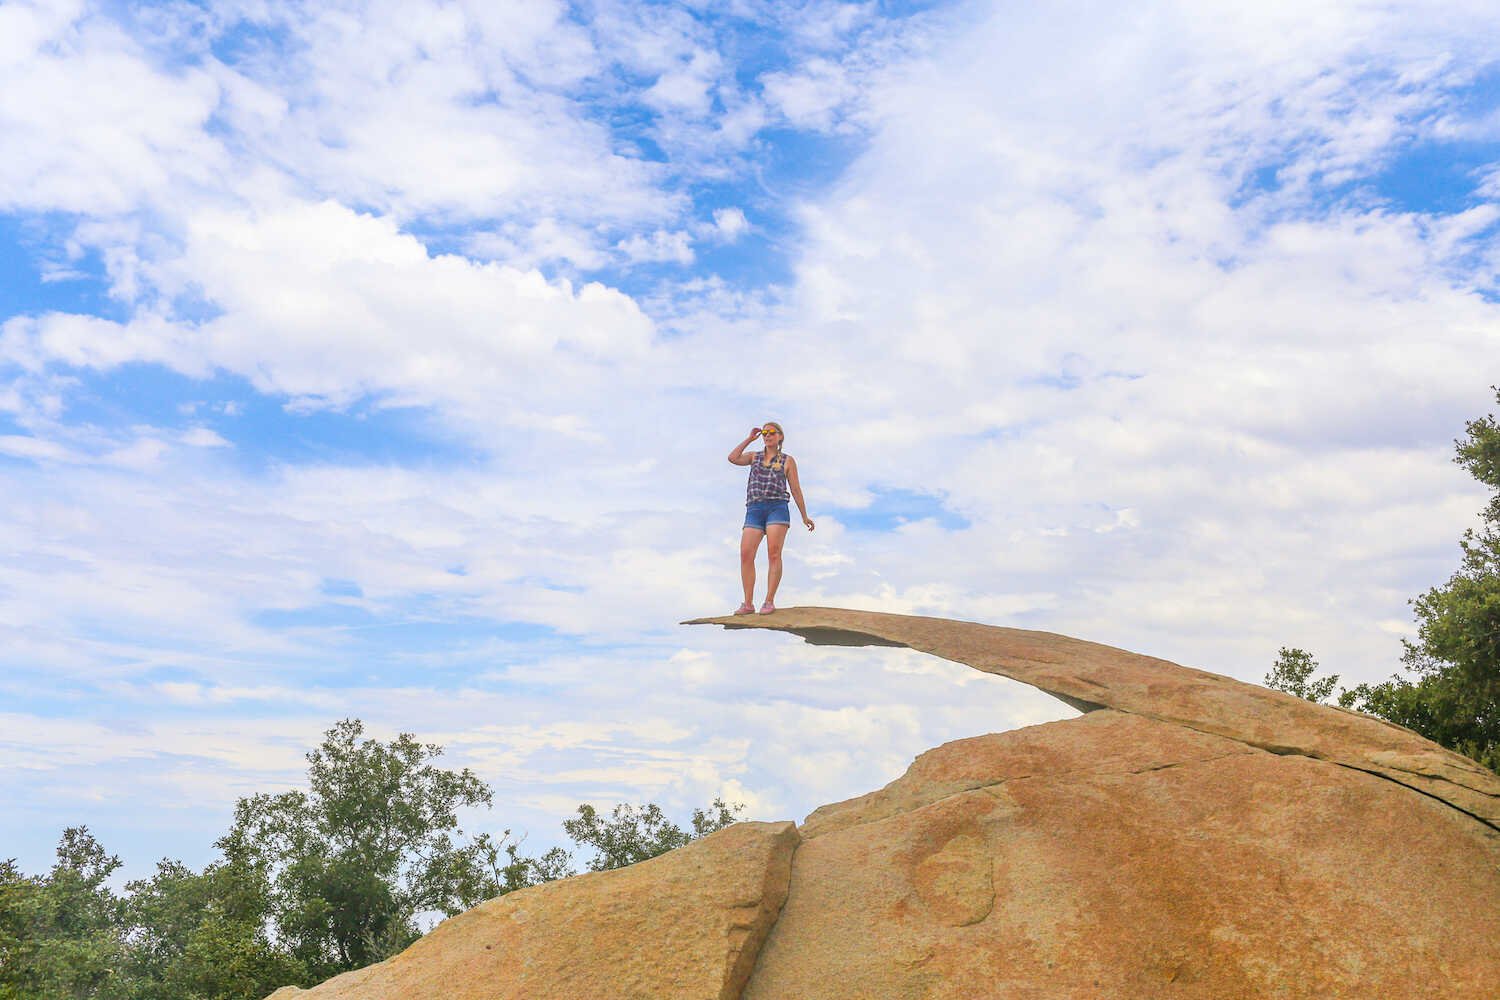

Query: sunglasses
left=761, top=427, right=781, bottom=436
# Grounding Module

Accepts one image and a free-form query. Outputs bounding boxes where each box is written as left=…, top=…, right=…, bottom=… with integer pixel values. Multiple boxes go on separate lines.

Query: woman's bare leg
left=740, top=527, right=764, bottom=603
left=764, top=523, right=789, bottom=603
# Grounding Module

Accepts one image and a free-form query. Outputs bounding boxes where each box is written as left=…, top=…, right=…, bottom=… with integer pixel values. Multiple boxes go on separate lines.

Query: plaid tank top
left=746, top=451, right=791, bottom=503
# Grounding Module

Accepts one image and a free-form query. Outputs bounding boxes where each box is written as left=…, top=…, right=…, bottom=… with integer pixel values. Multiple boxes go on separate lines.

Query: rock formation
left=266, top=607, right=1500, bottom=999
left=686, top=607, right=1499, bottom=832
left=266, top=820, right=798, bottom=1000
left=749, top=710, right=1499, bottom=997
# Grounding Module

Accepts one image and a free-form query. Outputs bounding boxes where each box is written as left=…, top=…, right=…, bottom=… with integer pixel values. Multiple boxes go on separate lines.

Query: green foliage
left=0, top=861, right=24, bottom=1000
left=1265, top=647, right=1339, bottom=703
left=458, top=833, right=575, bottom=901
left=0, top=828, right=132, bottom=1000
left=1, top=829, right=306, bottom=1000
left=1340, top=669, right=1500, bottom=773
left=1285, top=390, right=1500, bottom=774
left=1358, top=389, right=1500, bottom=773
left=122, top=854, right=306, bottom=1000
left=220, top=718, right=499, bottom=979
left=1, top=719, right=752, bottom=998
left=562, top=797, right=744, bottom=872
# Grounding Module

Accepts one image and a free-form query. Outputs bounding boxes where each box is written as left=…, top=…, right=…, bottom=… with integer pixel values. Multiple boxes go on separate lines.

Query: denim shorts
left=744, top=499, right=791, bottom=531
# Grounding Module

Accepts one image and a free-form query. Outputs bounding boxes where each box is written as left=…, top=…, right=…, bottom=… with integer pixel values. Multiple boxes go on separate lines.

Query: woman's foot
left=734, top=601, right=755, bottom=615
left=758, top=600, right=776, bottom=615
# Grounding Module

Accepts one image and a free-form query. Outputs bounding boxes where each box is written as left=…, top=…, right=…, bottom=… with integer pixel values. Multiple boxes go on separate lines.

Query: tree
left=455, top=832, right=574, bottom=902
left=562, top=797, right=744, bottom=872
left=1, top=722, right=755, bottom=996
left=0, top=861, right=26, bottom=1000
left=122, top=854, right=305, bottom=1000
left=220, top=719, right=502, bottom=979
left=1264, top=647, right=1339, bottom=703
left=0, top=828, right=133, bottom=1000
left=1277, top=391, right=1500, bottom=773
left=1339, top=389, right=1500, bottom=772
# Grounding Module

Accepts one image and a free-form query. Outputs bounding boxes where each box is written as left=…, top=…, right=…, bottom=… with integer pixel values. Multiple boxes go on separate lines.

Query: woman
left=727, top=421, right=815, bottom=615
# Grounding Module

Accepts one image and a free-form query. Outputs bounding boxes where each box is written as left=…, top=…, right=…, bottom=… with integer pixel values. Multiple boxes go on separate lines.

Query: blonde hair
left=761, top=421, right=786, bottom=471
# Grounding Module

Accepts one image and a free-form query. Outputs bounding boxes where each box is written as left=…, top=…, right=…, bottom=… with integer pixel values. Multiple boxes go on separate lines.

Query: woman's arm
left=728, top=428, right=761, bottom=466
left=785, top=456, right=815, bottom=530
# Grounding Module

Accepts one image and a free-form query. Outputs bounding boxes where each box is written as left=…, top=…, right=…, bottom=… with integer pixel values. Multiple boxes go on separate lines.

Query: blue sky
left=4, top=0, right=1500, bottom=880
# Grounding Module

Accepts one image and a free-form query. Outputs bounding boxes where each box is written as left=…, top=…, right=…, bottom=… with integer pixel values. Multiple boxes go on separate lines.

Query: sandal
left=758, top=600, right=776, bottom=615
left=734, top=601, right=755, bottom=615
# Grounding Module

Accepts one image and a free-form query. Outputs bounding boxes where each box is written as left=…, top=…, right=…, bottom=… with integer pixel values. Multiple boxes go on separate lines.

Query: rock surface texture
left=749, top=711, right=1500, bottom=998
left=265, top=820, right=799, bottom=1000
left=266, top=608, right=1500, bottom=999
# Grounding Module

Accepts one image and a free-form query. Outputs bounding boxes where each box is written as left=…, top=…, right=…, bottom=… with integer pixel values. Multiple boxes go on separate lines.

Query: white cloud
left=210, top=0, right=672, bottom=229
left=6, top=0, right=1500, bottom=882
left=642, top=49, right=722, bottom=116
left=0, top=0, right=225, bottom=215
left=2, top=312, right=203, bottom=376
left=180, top=427, right=231, bottom=448
left=776, top=1, right=877, bottom=53
left=709, top=207, right=750, bottom=241
left=0, top=433, right=72, bottom=462
left=0, top=0, right=711, bottom=284
left=730, top=0, right=1500, bottom=675
left=615, top=227, right=696, bottom=265
left=464, top=219, right=615, bottom=272
left=761, top=57, right=859, bottom=132
left=5, top=200, right=658, bottom=421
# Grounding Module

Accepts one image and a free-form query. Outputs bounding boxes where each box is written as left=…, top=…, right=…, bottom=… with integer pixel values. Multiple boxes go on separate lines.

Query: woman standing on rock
left=728, top=421, right=814, bottom=615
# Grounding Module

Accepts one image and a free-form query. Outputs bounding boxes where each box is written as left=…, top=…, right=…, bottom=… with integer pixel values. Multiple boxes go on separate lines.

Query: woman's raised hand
left=749, top=427, right=762, bottom=440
